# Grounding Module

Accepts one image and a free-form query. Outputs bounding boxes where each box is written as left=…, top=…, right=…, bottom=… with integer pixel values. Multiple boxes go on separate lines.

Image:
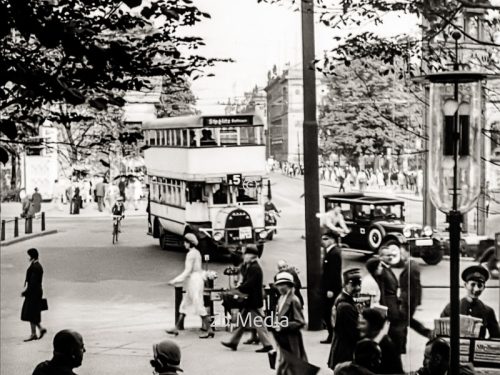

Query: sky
left=186, top=0, right=420, bottom=114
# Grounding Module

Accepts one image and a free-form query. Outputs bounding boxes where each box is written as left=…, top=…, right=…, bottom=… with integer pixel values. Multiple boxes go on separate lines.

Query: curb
left=1, top=229, right=58, bottom=247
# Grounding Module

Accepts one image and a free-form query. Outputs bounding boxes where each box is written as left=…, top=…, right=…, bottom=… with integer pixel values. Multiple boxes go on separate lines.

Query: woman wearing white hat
left=167, top=233, right=214, bottom=339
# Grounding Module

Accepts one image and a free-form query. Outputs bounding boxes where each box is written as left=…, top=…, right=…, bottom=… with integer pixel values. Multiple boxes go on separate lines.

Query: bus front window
left=236, top=187, right=258, bottom=203
left=213, top=184, right=228, bottom=204
left=186, top=182, right=205, bottom=203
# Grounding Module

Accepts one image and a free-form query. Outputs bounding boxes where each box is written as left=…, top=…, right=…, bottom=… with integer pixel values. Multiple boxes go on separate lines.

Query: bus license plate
left=239, top=227, right=252, bottom=239
left=416, top=239, right=433, bottom=247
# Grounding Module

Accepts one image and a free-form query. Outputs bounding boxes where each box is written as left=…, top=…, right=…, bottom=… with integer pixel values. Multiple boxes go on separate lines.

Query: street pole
left=449, top=31, right=462, bottom=375
left=301, top=0, right=322, bottom=330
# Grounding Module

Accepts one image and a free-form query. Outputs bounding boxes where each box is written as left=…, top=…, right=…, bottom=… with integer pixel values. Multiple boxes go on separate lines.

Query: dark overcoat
left=21, top=261, right=44, bottom=323
left=238, top=260, right=264, bottom=310
left=399, top=259, right=422, bottom=319
left=328, top=291, right=360, bottom=369
left=379, top=264, right=399, bottom=322
left=274, top=291, right=307, bottom=375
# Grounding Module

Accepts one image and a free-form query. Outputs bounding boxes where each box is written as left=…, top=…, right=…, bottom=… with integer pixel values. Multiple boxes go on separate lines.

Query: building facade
left=264, top=63, right=328, bottom=163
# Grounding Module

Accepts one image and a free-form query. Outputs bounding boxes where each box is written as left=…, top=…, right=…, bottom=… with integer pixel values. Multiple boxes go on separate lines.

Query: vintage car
left=323, top=193, right=445, bottom=265
left=442, top=232, right=500, bottom=279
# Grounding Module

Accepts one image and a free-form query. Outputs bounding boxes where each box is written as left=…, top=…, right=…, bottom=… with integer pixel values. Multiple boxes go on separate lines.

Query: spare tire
left=368, top=226, right=385, bottom=251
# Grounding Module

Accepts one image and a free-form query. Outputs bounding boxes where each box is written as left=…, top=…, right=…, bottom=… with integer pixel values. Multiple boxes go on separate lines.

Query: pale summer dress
left=171, top=248, right=207, bottom=316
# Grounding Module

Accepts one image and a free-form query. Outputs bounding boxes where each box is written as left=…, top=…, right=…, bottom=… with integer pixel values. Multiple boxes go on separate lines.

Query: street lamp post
left=418, top=31, right=498, bottom=375
left=300, top=0, right=322, bottom=330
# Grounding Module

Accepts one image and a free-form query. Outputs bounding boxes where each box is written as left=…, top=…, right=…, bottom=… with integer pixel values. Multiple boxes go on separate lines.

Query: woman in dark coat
left=21, top=248, right=47, bottom=341
left=273, top=271, right=307, bottom=375
left=71, top=188, right=82, bottom=215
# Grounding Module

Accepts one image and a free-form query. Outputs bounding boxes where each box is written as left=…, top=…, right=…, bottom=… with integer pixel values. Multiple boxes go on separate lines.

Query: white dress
left=171, top=249, right=207, bottom=316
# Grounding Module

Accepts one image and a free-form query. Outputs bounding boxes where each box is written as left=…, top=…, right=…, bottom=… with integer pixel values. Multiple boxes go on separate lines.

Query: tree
left=0, top=0, right=225, bottom=163
left=156, top=78, right=200, bottom=117
left=319, top=59, right=424, bottom=164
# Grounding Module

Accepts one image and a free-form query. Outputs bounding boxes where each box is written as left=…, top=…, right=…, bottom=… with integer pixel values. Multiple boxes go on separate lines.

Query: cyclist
left=112, top=196, right=125, bottom=232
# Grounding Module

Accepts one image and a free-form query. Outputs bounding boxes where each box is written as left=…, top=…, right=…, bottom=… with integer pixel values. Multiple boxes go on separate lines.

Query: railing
left=1, top=212, right=46, bottom=241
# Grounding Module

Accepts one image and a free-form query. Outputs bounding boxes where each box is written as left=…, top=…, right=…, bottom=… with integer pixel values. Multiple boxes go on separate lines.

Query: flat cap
left=244, top=245, right=259, bottom=256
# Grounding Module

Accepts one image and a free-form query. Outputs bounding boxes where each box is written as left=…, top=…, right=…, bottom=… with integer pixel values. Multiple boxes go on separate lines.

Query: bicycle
left=112, top=215, right=123, bottom=244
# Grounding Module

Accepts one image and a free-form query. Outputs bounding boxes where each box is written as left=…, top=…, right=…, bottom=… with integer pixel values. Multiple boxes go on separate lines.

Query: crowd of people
left=17, top=230, right=500, bottom=375
left=50, top=176, right=144, bottom=214
left=269, top=160, right=424, bottom=194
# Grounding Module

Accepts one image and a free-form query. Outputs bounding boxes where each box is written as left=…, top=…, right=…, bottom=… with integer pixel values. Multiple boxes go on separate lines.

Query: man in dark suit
left=328, top=268, right=362, bottom=369
left=441, top=265, right=500, bottom=338
left=222, top=246, right=274, bottom=353
left=398, top=247, right=431, bottom=353
left=33, top=330, right=85, bottom=375
left=378, top=246, right=403, bottom=352
left=320, top=232, right=343, bottom=344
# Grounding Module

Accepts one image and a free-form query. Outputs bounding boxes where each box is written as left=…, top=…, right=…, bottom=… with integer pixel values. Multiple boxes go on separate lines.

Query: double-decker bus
left=142, top=114, right=269, bottom=257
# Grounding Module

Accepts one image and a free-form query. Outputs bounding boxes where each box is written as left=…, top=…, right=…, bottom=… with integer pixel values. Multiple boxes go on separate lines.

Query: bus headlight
left=423, top=226, right=433, bottom=237
left=403, top=225, right=412, bottom=238
left=258, top=230, right=268, bottom=240
left=213, top=230, right=224, bottom=241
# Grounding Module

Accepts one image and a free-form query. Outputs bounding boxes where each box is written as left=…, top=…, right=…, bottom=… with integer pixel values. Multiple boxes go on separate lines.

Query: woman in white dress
left=167, top=233, right=214, bottom=339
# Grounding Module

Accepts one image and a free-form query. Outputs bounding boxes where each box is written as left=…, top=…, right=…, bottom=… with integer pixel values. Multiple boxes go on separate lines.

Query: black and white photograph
left=1, top=0, right=500, bottom=374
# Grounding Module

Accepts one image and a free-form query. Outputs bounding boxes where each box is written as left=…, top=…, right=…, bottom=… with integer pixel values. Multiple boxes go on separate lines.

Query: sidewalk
left=0, top=200, right=148, bottom=221
left=275, top=172, right=423, bottom=202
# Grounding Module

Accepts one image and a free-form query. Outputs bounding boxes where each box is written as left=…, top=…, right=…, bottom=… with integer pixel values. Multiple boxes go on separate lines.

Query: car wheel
left=368, top=227, right=384, bottom=250
left=380, top=239, right=403, bottom=267
left=421, top=241, right=444, bottom=265
left=459, top=239, right=468, bottom=257
left=484, top=246, right=499, bottom=279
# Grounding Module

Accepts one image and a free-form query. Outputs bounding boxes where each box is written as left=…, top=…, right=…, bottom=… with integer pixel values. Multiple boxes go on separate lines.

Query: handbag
left=40, top=298, right=48, bottom=311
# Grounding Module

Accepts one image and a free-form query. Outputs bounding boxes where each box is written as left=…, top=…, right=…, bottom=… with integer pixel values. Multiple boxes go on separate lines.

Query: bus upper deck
left=142, top=114, right=264, bottom=148
left=142, top=115, right=266, bottom=180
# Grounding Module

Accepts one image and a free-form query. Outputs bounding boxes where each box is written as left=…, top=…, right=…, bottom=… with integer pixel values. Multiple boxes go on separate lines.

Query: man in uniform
left=320, top=232, right=343, bottom=344
left=328, top=268, right=362, bottom=369
left=441, top=265, right=500, bottom=338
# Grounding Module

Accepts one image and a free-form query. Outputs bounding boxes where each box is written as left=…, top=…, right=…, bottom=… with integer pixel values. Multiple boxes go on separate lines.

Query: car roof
left=323, top=193, right=405, bottom=205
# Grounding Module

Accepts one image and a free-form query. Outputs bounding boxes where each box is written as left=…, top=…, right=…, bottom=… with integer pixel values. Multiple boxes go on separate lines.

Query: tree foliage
left=319, top=59, right=423, bottom=161
left=156, top=78, right=199, bottom=117
left=0, top=0, right=224, bottom=163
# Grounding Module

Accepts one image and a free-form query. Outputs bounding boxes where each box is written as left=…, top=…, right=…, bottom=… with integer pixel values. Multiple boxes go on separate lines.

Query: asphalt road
left=1, top=173, right=499, bottom=375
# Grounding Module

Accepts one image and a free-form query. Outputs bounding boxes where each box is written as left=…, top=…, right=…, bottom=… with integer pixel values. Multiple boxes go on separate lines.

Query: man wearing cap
left=150, top=339, right=183, bottom=375
left=320, top=231, right=343, bottom=344
left=222, top=245, right=274, bottom=353
left=440, top=265, right=500, bottom=338
left=273, top=271, right=307, bottom=375
left=32, top=330, right=86, bottom=375
left=328, top=268, right=363, bottom=369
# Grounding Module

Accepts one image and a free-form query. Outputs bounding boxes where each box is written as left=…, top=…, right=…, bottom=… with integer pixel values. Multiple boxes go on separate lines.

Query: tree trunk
left=10, top=152, right=16, bottom=190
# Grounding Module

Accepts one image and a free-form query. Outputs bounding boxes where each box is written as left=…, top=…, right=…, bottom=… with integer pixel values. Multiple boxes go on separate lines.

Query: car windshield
left=372, top=204, right=402, bottom=219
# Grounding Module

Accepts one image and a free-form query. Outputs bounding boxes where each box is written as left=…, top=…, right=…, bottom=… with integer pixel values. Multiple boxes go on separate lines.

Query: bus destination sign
left=203, top=116, right=253, bottom=126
